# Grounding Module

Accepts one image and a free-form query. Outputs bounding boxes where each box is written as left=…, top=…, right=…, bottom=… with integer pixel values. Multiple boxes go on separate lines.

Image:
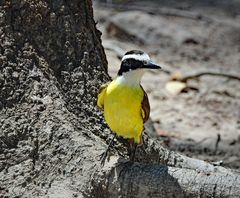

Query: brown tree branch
left=179, top=71, right=240, bottom=82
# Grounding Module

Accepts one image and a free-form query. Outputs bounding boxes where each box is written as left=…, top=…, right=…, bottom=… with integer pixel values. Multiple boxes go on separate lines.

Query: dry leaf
left=165, top=81, right=187, bottom=96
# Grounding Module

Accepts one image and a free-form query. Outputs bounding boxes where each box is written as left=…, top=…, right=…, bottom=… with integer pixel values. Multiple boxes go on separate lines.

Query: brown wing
left=140, top=86, right=150, bottom=123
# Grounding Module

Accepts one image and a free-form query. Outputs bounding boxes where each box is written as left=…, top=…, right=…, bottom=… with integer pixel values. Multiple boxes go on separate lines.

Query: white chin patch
left=117, top=69, right=146, bottom=86
left=121, top=53, right=150, bottom=62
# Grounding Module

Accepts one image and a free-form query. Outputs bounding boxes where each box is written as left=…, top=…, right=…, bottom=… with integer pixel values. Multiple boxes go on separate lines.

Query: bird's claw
left=99, top=151, right=108, bottom=166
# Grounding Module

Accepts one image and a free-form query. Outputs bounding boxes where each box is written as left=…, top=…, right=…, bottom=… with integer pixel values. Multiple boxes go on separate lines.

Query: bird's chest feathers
left=103, top=71, right=145, bottom=142
left=105, top=76, right=144, bottom=110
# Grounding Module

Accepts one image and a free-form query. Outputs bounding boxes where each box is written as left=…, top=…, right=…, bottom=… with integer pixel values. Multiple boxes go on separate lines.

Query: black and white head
left=118, top=50, right=161, bottom=76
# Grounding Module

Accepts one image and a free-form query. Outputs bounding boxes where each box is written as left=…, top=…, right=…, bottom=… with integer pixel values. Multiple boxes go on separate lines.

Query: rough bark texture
left=0, top=0, right=108, bottom=196
left=91, top=157, right=240, bottom=198
left=0, top=0, right=240, bottom=197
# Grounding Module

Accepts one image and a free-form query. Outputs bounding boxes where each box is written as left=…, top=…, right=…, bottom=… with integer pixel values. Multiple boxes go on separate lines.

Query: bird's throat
left=116, top=70, right=145, bottom=86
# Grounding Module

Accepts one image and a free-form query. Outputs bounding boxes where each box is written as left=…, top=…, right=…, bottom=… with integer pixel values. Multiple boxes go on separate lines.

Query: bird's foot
left=98, top=150, right=109, bottom=166
left=128, top=140, right=138, bottom=162
left=97, top=134, right=116, bottom=166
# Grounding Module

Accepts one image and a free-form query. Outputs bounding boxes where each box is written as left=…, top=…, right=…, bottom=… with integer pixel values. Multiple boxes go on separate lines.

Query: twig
left=179, top=71, right=240, bottom=82
left=214, top=134, right=221, bottom=154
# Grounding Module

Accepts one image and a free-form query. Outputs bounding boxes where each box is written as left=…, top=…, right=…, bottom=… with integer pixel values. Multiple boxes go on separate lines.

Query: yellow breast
left=104, top=79, right=144, bottom=143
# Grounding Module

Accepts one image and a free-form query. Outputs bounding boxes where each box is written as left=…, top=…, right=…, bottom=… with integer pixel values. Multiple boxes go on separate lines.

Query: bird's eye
left=123, top=60, right=131, bottom=67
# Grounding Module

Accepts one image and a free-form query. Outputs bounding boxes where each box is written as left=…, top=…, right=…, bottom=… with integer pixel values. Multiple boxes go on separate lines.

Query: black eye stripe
left=124, top=58, right=143, bottom=64
left=118, top=58, right=144, bottom=75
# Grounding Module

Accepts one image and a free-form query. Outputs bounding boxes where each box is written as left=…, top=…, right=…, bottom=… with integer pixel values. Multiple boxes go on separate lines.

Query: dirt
left=93, top=0, right=240, bottom=170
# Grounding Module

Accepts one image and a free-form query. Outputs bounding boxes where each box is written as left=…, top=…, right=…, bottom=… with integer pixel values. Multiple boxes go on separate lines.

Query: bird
left=97, top=50, right=161, bottom=163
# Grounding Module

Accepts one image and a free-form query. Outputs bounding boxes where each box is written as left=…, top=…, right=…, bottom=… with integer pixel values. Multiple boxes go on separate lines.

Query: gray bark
left=0, top=0, right=239, bottom=197
left=91, top=157, right=240, bottom=198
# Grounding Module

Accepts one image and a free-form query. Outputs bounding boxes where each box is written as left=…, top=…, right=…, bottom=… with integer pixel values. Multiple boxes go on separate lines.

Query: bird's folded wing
left=97, top=82, right=110, bottom=109
left=141, top=87, right=150, bottom=123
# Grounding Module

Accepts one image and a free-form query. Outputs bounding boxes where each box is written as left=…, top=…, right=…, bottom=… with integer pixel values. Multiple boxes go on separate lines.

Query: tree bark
left=0, top=0, right=239, bottom=197
left=91, top=157, right=240, bottom=198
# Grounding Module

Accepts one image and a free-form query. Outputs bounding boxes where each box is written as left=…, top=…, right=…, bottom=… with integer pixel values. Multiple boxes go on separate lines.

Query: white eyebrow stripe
left=121, top=53, right=150, bottom=62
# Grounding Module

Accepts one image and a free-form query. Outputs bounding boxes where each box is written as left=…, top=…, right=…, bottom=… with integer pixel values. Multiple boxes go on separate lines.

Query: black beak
left=143, top=62, right=161, bottom=69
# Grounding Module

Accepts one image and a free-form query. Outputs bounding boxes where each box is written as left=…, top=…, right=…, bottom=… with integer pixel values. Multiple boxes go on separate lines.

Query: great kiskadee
left=97, top=50, right=161, bottom=162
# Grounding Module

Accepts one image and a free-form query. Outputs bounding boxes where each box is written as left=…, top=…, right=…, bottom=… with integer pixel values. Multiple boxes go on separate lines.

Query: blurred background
left=93, top=0, right=240, bottom=169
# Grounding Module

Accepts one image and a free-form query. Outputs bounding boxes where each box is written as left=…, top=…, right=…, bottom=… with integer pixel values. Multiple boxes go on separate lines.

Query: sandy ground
left=93, top=1, right=240, bottom=169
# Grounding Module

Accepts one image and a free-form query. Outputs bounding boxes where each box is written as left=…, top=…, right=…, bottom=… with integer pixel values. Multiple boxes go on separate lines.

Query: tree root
left=139, top=132, right=230, bottom=174
left=94, top=156, right=240, bottom=198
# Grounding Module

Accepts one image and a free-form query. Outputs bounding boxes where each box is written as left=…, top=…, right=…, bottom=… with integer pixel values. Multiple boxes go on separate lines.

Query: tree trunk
left=0, top=0, right=239, bottom=197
